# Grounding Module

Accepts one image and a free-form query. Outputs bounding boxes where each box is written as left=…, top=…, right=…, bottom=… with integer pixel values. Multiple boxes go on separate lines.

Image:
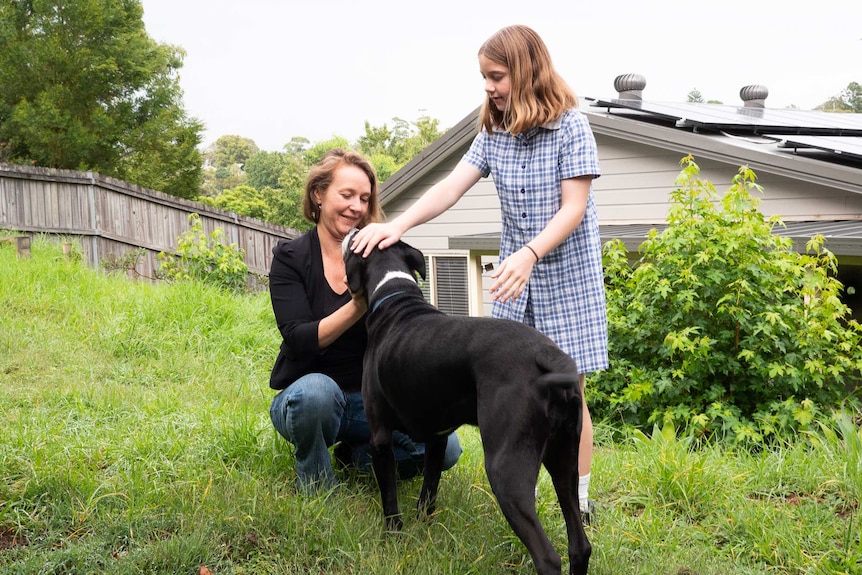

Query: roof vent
left=614, top=73, right=646, bottom=100
left=740, top=84, right=768, bottom=108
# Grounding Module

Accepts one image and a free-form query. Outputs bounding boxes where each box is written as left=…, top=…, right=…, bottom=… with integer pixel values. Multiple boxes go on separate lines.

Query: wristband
left=525, top=244, right=540, bottom=262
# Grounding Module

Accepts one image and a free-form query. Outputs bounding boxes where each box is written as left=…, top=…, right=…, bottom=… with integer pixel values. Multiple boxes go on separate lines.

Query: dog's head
left=342, top=228, right=426, bottom=306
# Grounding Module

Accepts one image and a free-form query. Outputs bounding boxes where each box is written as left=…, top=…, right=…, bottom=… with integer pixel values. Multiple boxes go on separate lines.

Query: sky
left=139, top=0, right=862, bottom=152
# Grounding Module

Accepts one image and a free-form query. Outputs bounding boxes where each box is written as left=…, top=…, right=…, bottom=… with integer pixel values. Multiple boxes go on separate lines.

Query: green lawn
left=1, top=238, right=859, bottom=574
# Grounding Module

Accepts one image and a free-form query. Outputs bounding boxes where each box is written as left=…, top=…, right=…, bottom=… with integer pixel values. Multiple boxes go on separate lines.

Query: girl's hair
left=477, top=25, right=577, bottom=136
left=303, top=148, right=383, bottom=226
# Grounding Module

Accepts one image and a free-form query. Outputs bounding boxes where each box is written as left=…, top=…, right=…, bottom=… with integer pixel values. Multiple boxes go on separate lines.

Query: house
left=379, top=74, right=862, bottom=321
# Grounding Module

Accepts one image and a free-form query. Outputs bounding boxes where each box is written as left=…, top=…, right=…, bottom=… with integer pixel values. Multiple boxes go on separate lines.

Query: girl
left=351, top=25, right=606, bottom=523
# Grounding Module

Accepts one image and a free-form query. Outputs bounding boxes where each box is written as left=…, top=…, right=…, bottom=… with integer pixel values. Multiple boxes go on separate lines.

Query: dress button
left=520, top=188, right=525, bottom=194
left=521, top=213, right=527, bottom=218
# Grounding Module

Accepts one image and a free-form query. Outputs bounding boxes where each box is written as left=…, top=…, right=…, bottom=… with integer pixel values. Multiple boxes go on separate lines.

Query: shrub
left=157, top=213, right=249, bottom=293
left=594, top=155, right=862, bottom=444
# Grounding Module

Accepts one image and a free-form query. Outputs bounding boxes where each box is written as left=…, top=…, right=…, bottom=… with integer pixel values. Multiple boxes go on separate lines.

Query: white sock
left=578, top=473, right=591, bottom=512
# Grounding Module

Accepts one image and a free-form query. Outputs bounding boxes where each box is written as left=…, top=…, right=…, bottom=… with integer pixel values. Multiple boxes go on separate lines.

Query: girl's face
left=314, top=164, right=371, bottom=241
left=479, top=54, right=511, bottom=112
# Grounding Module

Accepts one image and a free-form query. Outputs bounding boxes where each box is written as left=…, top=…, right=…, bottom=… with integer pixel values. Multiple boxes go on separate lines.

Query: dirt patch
left=0, top=526, right=28, bottom=550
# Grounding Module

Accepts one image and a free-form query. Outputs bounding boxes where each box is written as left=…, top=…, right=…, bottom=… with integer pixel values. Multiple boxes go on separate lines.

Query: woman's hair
left=303, top=148, right=383, bottom=226
left=477, top=25, right=577, bottom=136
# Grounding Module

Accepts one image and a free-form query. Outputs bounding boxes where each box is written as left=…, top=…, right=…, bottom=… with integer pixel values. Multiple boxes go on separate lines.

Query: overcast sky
left=140, top=0, right=862, bottom=152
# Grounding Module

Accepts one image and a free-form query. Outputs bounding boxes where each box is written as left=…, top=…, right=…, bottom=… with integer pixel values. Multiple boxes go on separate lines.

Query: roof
left=380, top=82, right=862, bottom=258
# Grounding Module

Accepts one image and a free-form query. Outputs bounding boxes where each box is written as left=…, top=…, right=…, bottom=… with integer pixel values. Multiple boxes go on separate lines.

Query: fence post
left=86, top=171, right=99, bottom=268
left=1, top=235, right=30, bottom=258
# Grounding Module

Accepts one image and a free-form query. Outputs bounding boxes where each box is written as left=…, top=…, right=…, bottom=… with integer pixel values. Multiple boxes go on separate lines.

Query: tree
left=840, top=81, right=862, bottom=112
left=687, top=89, right=704, bottom=103
left=390, top=115, right=442, bottom=164
left=244, top=150, right=286, bottom=190
left=0, top=0, right=203, bottom=199
left=356, top=115, right=443, bottom=168
left=209, top=135, right=259, bottom=169
left=596, top=156, right=862, bottom=443
left=686, top=89, right=722, bottom=105
left=199, top=164, right=246, bottom=197
left=197, top=185, right=268, bottom=220
left=816, top=81, right=862, bottom=112
left=261, top=185, right=308, bottom=232
left=199, top=115, right=446, bottom=231
left=283, top=136, right=311, bottom=155
left=356, top=123, right=393, bottom=157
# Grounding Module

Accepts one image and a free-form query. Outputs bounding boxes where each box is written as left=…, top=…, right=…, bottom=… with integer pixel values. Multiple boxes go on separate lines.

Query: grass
left=1, top=236, right=860, bottom=574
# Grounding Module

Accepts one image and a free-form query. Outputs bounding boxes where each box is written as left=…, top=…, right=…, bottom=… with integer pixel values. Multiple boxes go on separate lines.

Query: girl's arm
left=351, top=160, right=482, bottom=256
left=490, top=175, right=592, bottom=303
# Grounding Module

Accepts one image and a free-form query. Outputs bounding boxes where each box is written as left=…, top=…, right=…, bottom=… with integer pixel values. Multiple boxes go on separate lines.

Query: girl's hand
left=351, top=222, right=403, bottom=257
left=489, top=247, right=538, bottom=303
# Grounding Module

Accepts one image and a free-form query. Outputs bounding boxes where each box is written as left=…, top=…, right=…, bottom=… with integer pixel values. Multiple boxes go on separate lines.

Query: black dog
left=343, top=229, right=590, bottom=575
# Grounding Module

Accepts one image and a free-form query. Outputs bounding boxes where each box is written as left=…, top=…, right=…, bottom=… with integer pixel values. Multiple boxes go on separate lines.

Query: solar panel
left=774, top=135, right=862, bottom=160
left=589, top=98, right=862, bottom=136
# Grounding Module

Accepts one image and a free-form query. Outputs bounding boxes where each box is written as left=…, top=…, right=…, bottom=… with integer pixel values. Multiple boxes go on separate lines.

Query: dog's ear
left=403, top=243, right=427, bottom=280
left=345, top=251, right=364, bottom=295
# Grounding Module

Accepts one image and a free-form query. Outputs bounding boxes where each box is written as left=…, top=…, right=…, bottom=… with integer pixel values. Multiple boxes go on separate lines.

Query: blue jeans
left=269, top=373, right=462, bottom=493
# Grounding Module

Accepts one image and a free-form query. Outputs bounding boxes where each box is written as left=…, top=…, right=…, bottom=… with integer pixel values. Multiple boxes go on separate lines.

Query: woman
left=351, top=25, right=605, bottom=523
left=268, top=148, right=461, bottom=493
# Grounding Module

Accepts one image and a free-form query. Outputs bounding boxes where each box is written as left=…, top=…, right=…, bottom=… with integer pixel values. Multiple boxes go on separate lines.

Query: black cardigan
left=268, top=228, right=367, bottom=391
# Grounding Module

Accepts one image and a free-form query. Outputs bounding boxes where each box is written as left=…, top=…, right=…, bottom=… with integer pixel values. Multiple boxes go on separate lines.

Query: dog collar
left=370, top=290, right=407, bottom=313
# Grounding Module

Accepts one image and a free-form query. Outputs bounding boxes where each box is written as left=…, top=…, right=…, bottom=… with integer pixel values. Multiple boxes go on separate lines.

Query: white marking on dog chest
left=372, top=271, right=417, bottom=297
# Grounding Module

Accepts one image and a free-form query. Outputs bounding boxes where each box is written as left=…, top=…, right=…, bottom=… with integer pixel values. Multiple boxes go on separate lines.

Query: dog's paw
left=416, top=503, right=436, bottom=520
left=384, top=515, right=404, bottom=532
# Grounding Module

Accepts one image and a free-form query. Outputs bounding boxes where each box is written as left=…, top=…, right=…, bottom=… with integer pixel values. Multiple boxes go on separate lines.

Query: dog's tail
left=534, top=345, right=583, bottom=431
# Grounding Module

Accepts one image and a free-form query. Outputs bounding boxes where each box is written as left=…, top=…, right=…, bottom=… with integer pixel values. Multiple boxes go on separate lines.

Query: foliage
left=101, top=247, right=147, bottom=276
left=197, top=185, right=268, bottom=220
left=808, top=411, right=862, bottom=504
left=0, top=0, right=203, bottom=199
left=594, top=156, right=862, bottom=444
left=194, top=116, right=444, bottom=230
left=244, top=150, right=286, bottom=190
left=816, top=80, right=862, bottom=112
left=840, top=81, right=862, bottom=112
left=303, top=136, right=352, bottom=165
left=157, top=213, right=249, bottom=292
left=356, top=114, right=443, bottom=166
left=207, top=134, right=259, bottom=169
left=685, top=88, right=722, bottom=105
left=200, top=165, right=246, bottom=197
left=686, top=89, right=704, bottom=103
left=260, top=185, right=309, bottom=232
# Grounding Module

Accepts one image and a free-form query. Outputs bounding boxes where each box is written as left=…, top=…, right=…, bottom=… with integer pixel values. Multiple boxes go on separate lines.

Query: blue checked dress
left=462, top=108, right=608, bottom=374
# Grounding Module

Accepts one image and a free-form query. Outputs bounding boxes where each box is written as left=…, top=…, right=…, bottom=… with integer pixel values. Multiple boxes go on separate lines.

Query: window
left=433, top=256, right=469, bottom=316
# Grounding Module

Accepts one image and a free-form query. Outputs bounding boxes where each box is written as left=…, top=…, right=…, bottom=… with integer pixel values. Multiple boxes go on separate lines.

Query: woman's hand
left=351, top=222, right=404, bottom=257
left=489, top=247, right=538, bottom=303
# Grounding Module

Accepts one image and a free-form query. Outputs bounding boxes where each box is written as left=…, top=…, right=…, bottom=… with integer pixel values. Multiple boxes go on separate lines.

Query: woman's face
left=479, top=54, right=511, bottom=112
left=315, top=164, right=371, bottom=241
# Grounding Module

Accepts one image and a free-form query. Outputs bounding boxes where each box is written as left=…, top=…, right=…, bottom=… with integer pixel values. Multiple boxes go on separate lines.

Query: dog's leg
left=370, top=437, right=402, bottom=531
left=544, top=434, right=591, bottom=575
left=483, top=440, right=562, bottom=575
left=417, top=434, right=447, bottom=518
left=363, top=367, right=403, bottom=532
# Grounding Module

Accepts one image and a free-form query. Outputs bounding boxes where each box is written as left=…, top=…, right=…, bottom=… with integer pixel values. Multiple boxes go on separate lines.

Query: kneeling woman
left=268, top=148, right=462, bottom=492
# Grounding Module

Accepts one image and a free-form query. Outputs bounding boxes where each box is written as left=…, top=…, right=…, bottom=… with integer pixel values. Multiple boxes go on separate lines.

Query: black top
left=268, top=228, right=367, bottom=391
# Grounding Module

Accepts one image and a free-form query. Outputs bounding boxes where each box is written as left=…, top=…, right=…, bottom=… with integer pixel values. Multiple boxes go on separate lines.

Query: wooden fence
left=0, top=163, right=299, bottom=283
